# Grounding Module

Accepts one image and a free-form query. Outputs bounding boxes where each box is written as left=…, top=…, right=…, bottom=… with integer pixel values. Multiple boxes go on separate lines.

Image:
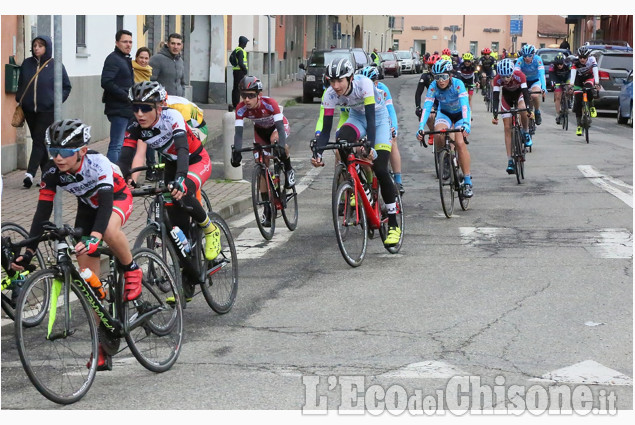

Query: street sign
left=510, top=15, right=523, bottom=36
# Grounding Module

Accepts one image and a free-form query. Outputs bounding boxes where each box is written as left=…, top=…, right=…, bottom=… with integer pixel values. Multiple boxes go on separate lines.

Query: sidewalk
left=0, top=80, right=303, bottom=244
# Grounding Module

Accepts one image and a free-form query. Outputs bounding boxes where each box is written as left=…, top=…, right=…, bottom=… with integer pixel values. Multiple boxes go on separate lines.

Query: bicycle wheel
left=133, top=224, right=182, bottom=294
left=379, top=185, right=404, bottom=254
left=281, top=184, right=298, bottom=231
left=200, top=189, right=213, bottom=214
left=201, top=212, right=238, bottom=314
left=251, top=165, right=275, bottom=240
left=15, top=270, right=98, bottom=404
left=457, top=168, right=470, bottom=211
left=433, top=144, right=440, bottom=179
left=2, top=222, right=50, bottom=325
left=438, top=150, right=455, bottom=218
left=332, top=181, right=368, bottom=267
left=125, top=248, right=183, bottom=373
left=512, top=128, right=522, bottom=185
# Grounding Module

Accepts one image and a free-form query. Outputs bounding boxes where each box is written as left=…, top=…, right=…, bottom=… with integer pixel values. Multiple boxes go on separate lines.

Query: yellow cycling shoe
left=349, top=193, right=356, bottom=207
left=203, top=224, right=221, bottom=260
left=384, top=226, right=401, bottom=247
left=576, top=126, right=583, bottom=136
left=590, top=107, right=597, bottom=118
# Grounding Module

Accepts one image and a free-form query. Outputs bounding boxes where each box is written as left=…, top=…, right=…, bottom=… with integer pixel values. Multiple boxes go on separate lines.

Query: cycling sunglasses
left=434, top=73, right=451, bottom=81
left=48, top=147, right=81, bottom=158
left=132, top=103, right=155, bottom=113
left=240, top=92, right=258, bottom=99
left=524, top=54, right=534, bottom=60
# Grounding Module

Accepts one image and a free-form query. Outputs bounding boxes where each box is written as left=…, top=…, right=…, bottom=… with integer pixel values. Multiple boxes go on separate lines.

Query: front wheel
left=133, top=224, right=182, bottom=295
left=200, top=213, right=238, bottom=314
left=512, top=128, right=523, bottom=185
left=438, top=149, right=455, bottom=218
left=379, top=184, right=404, bottom=254
left=251, top=165, right=275, bottom=240
left=333, top=181, right=368, bottom=267
left=281, top=184, right=298, bottom=231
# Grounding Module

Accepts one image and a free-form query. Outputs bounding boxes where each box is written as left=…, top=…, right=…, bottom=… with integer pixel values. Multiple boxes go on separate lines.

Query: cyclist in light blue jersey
left=416, top=59, right=473, bottom=198
left=514, top=44, right=546, bottom=125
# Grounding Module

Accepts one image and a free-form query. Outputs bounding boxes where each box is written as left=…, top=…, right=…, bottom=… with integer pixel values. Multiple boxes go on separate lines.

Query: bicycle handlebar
left=310, top=138, right=370, bottom=153
left=234, top=143, right=283, bottom=153
left=507, top=107, right=532, bottom=113
left=130, top=185, right=171, bottom=197
left=420, top=127, right=465, bottom=136
left=4, top=223, right=83, bottom=250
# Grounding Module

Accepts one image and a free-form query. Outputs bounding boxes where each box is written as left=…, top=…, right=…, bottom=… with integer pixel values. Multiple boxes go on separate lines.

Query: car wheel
left=617, top=104, right=628, bottom=124
left=302, top=92, right=313, bottom=104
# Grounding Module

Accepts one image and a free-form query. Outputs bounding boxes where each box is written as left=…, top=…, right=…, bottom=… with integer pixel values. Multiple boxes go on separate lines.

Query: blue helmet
left=432, top=59, right=453, bottom=75
left=359, top=65, right=379, bottom=81
left=520, top=44, right=536, bottom=57
left=497, top=59, right=515, bottom=77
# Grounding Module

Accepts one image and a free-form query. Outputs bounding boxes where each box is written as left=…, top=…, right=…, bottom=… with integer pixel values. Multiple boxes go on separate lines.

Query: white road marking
left=531, top=360, right=633, bottom=386
left=235, top=227, right=294, bottom=260
left=584, top=228, right=633, bottom=259
left=380, top=361, right=468, bottom=379
left=578, top=165, right=633, bottom=208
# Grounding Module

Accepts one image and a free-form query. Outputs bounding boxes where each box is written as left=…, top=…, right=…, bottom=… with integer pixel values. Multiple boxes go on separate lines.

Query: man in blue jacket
left=101, top=29, right=134, bottom=163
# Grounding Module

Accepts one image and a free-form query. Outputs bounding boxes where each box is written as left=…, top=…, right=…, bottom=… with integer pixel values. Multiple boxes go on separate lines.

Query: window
left=393, top=39, right=400, bottom=50
left=76, top=16, right=86, bottom=49
left=539, top=43, right=546, bottom=49
left=491, top=42, right=499, bottom=53
left=470, top=41, right=478, bottom=56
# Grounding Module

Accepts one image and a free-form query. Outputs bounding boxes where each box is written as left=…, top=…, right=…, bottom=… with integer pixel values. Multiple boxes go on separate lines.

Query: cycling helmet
left=520, top=44, right=536, bottom=57
left=451, top=50, right=459, bottom=57
left=497, top=59, right=515, bottom=77
left=325, top=58, right=354, bottom=80
left=482, top=47, right=492, bottom=55
left=45, top=119, right=91, bottom=148
left=359, top=65, right=379, bottom=81
left=427, top=54, right=440, bottom=65
left=462, top=52, right=474, bottom=61
left=442, top=48, right=451, bottom=56
left=128, top=81, right=167, bottom=103
left=441, top=54, right=452, bottom=62
left=577, top=46, right=591, bottom=58
left=432, top=59, right=453, bottom=75
left=238, top=75, right=263, bottom=92
left=553, top=53, right=566, bottom=64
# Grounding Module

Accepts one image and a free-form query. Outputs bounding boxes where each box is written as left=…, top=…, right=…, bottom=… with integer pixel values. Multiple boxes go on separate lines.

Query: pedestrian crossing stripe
left=531, top=360, right=633, bottom=386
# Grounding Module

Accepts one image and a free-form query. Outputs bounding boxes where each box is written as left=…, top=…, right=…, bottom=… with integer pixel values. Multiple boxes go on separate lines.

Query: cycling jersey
left=570, top=56, right=599, bottom=85
left=166, top=95, right=205, bottom=128
left=491, top=69, right=532, bottom=117
left=549, top=63, right=572, bottom=85
left=479, top=55, right=496, bottom=72
left=233, top=95, right=289, bottom=151
left=456, top=60, right=477, bottom=90
left=514, top=56, right=546, bottom=91
left=418, top=78, right=471, bottom=132
left=321, top=74, right=386, bottom=112
left=376, top=81, right=398, bottom=135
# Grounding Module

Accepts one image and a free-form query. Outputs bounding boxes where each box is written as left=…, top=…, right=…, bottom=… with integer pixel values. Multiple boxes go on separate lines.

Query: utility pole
left=53, top=15, right=63, bottom=224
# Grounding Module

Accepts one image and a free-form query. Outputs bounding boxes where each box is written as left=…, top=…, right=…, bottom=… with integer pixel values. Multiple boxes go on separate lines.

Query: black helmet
left=554, top=53, right=566, bottom=64
left=325, top=58, right=354, bottom=80
left=577, top=46, right=590, bottom=58
left=128, top=81, right=167, bottom=103
left=45, top=119, right=91, bottom=148
left=238, top=75, right=263, bottom=92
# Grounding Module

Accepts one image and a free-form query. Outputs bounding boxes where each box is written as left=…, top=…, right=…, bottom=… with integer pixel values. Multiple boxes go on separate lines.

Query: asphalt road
left=2, top=74, right=632, bottom=416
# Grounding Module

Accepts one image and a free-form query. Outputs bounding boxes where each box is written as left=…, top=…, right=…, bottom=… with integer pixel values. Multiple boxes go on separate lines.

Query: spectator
left=230, top=35, right=249, bottom=109
left=16, top=35, right=72, bottom=188
left=150, top=33, right=186, bottom=96
left=560, top=38, right=570, bottom=51
left=370, top=48, right=381, bottom=66
left=101, top=29, right=134, bottom=163
left=132, top=46, right=158, bottom=180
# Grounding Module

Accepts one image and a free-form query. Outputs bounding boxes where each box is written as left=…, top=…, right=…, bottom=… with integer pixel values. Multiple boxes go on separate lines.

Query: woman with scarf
left=131, top=47, right=158, bottom=180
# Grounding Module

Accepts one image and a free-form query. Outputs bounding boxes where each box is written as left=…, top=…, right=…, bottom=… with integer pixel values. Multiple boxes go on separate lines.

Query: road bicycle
left=482, top=75, right=493, bottom=112
left=313, top=139, right=404, bottom=267
left=130, top=166, right=238, bottom=314
left=573, top=85, right=594, bottom=143
left=556, top=83, right=569, bottom=131
left=1, top=222, right=50, bottom=323
left=420, top=128, right=470, bottom=218
left=507, top=107, right=532, bottom=184
left=13, top=223, right=183, bottom=405
left=234, top=143, right=298, bottom=240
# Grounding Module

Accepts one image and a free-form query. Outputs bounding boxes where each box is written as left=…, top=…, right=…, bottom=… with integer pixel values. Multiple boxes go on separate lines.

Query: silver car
left=589, top=50, right=633, bottom=110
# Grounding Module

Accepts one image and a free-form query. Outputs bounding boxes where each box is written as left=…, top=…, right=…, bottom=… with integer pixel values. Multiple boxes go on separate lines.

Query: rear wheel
left=133, top=224, right=182, bottom=295
left=438, top=150, right=455, bottom=218
left=332, top=181, right=368, bottom=267
left=512, top=128, right=523, bottom=184
left=251, top=165, right=275, bottom=240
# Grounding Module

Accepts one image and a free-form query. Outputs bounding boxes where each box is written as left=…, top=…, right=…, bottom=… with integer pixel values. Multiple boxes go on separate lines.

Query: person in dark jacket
left=231, top=36, right=249, bottom=109
left=16, top=35, right=72, bottom=188
left=101, top=29, right=134, bottom=163
left=149, top=33, right=186, bottom=97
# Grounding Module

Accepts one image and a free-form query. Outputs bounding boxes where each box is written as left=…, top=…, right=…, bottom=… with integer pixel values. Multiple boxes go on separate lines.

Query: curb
left=216, top=194, right=253, bottom=221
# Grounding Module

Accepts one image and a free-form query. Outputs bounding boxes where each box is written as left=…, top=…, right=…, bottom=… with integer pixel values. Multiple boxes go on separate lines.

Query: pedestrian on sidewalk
left=150, top=33, right=186, bottom=97
left=16, top=35, right=72, bottom=188
left=101, top=29, right=134, bottom=163
left=230, top=36, right=249, bottom=109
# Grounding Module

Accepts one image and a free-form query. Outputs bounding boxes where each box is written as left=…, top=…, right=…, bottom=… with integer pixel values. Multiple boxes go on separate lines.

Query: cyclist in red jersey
left=118, top=81, right=221, bottom=261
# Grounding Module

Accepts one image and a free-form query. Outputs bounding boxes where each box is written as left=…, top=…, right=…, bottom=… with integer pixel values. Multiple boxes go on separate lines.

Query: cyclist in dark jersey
left=548, top=53, right=571, bottom=125
left=478, top=48, right=497, bottom=95
left=569, top=46, right=600, bottom=136
left=456, top=52, right=478, bottom=110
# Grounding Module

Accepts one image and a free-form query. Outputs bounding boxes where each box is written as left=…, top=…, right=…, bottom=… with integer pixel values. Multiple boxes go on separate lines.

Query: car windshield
left=599, top=55, right=634, bottom=71
left=308, top=51, right=352, bottom=67
left=380, top=52, right=395, bottom=61
left=396, top=51, right=411, bottom=59
left=353, top=51, right=369, bottom=65
left=538, top=51, right=562, bottom=63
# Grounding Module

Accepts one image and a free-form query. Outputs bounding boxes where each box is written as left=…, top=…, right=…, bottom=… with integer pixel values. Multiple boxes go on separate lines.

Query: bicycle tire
left=281, top=184, right=298, bottom=231
left=133, top=224, right=182, bottom=294
left=332, top=181, right=368, bottom=267
left=251, top=165, right=275, bottom=240
left=200, top=189, right=213, bottom=214
left=438, top=150, right=455, bottom=218
left=15, top=269, right=98, bottom=405
left=457, top=166, right=470, bottom=211
left=512, top=128, right=522, bottom=185
left=124, top=247, right=183, bottom=373
left=379, top=184, right=404, bottom=254
left=2, top=222, right=50, bottom=325
left=201, top=212, right=238, bottom=314
left=433, top=144, right=440, bottom=179
left=332, top=163, right=349, bottom=198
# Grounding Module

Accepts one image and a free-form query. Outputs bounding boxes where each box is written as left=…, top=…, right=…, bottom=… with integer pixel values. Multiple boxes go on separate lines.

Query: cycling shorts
left=499, top=90, right=525, bottom=119
left=343, top=107, right=392, bottom=152
left=526, top=79, right=542, bottom=92
left=163, top=148, right=212, bottom=194
left=435, top=109, right=467, bottom=129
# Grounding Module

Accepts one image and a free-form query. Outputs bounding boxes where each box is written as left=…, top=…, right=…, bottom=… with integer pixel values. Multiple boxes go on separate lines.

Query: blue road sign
left=510, top=15, right=523, bottom=36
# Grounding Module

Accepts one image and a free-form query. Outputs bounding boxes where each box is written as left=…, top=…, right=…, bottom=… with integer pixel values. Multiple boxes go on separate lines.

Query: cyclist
left=569, top=46, right=600, bottom=136
left=416, top=59, right=473, bottom=197
left=11, top=118, right=140, bottom=371
left=450, top=50, right=461, bottom=72
left=548, top=53, right=571, bottom=125
left=490, top=59, right=534, bottom=174
left=514, top=44, right=546, bottom=125
left=118, top=81, right=221, bottom=263
left=456, top=52, right=478, bottom=110
left=415, top=54, right=440, bottom=146
left=230, top=76, right=293, bottom=227
left=312, top=58, right=401, bottom=246
left=166, top=95, right=208, bottom=144
left=478, top=48, right=497, bottom=96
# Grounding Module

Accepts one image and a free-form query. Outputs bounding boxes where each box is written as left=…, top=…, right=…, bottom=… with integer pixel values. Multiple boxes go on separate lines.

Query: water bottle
left=171, top=226, right=191, bottom=254
left=80, top=268, right=107, bottom=300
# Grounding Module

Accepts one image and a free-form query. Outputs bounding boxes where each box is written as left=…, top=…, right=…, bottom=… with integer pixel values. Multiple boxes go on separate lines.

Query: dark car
left=584, top=40, right=633, bottom=52
left=589, top=50, right=633, bottom=110
left=352, top=47, right=383, bottom=79
left=617, top=69, right=632, bottom=125
left=300, top=49, right=357, bottom=103
left=536, top=48, right=572, bottom=91
left=380, top=51, right=401, bottom=77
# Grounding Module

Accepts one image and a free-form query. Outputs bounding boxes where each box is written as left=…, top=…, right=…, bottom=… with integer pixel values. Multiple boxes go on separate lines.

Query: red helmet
left=482, top=47, right=492, bottom=55
left=442, top=48, right=451, bottom=56
left=427, top=54, right=440, bottom=65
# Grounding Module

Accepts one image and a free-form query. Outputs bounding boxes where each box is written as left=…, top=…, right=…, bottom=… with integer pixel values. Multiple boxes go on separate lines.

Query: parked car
left=412, top=51, right=423, bottom=73
left=395, top=50, right=416, bottom=74
left=536, top=47, right=571, bottom=91
left=351, top=47, right=383, bottom=79
left=617, top=69, right=632, bottom=125
left=300, top=48, right=357, bottom=103
left=584, top=40, right=633, bottom=52
left=380, top=51, right=401, bottom=77
left=589, top=50, right=633, bottom=110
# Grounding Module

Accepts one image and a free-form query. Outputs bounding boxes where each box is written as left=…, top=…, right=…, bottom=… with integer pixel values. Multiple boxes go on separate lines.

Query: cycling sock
left=393, top=173, right=402, bottom=184
left=388, top=213, right=398, bottom=227
left=283, top=156, right=292, bottom=171
left=463, top=175, right=472, bottom=185
left=198, top=215, right=217, bottom=234
left=122, top=260, right=139, bottom=272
